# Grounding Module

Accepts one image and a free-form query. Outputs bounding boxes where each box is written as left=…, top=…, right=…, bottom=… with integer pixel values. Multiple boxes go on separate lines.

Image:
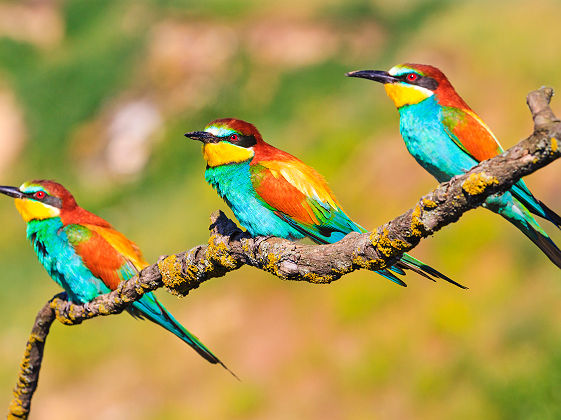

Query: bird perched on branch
left=346, top=64, right=561, bottom=269
left=0, top=180, right=232, bottom=374
left=185, top=118, right=464, bottom=288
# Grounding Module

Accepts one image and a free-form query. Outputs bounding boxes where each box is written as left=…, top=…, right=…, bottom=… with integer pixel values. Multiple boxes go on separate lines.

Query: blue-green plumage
left=399, top=97, right=477, bottom=180
left=28, top=218, right=108, bottom=302
left=206, top=162, right=305, bottom=239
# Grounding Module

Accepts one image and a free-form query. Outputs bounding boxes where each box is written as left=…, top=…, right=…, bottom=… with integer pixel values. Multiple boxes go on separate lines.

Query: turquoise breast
left=27, top=218, right=109, bottom=303
left=205, top=162, right=305, bottom=239
left=398, top=96, right=478, bottom=182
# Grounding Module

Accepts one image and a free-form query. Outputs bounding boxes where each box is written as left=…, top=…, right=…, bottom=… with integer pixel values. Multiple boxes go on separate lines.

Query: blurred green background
left=0, top=0, right=560, bottom=418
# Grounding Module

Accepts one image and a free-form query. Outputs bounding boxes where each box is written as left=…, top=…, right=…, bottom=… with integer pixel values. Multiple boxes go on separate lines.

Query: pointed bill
left=0, top=185, right=24, bottom=199
left=345, top=70, right=398, bottom=84
left=184, top=131, right=219, bottom=144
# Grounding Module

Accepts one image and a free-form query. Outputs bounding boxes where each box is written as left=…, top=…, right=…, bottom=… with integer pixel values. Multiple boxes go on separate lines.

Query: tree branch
left=8, top=87, right=561, bottom=418
left=7, top=297, right=57, bottom=419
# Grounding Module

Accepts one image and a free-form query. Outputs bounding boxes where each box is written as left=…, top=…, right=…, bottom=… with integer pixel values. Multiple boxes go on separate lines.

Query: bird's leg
left=83, top=301, right=93, bottom=313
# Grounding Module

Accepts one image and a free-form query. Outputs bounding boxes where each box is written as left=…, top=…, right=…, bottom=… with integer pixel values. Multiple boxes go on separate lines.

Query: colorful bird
left=0, top=180, right=232, bottom=373
left=346, top=63, right=561, bottom=268
left=185, top=118, right=464, bottom=288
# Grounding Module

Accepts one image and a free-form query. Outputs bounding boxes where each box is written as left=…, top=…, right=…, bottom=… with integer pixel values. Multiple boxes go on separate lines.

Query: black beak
left=184, top=131, right=219, bottom=144
left=0, top=185, right=23, bottom=199
left=345, top=70, right=398, bottom=84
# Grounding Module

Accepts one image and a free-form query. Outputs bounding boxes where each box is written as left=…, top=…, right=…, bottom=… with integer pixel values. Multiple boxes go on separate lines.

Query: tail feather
left=492, top=194, right=561, bottom=270
left=533, top=198, right=561, bottom=229
left=510, top=183, right=561, bottom=229
left=130, top=293, right=238, bottom=379
left=517, top=224, right=561, bottom=270
left=398, top=254, right=467, bottom=289
left=375, top=269, right=408, bottom=287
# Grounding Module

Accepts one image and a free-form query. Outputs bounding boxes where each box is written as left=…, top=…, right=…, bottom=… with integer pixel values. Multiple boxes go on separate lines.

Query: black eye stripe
left=45, top=196, right=62, bottom=208
left=230, top=134, right=256, bottom=148
left=401, top=73, right=438, bottom=91
left=25, top=192, right=62, bottom=208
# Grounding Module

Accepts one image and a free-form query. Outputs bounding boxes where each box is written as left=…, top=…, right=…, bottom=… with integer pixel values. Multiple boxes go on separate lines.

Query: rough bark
left=8, top=88, right=561, bottom=418
left=7, top=298, right=57, bottom=419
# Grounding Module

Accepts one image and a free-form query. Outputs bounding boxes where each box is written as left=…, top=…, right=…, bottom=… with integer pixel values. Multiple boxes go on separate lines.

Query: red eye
left=230, top=134, right=238, bottom=141
left=34, top=191, right=45, bottom=199
left=407, top=73, right=419, bottom=82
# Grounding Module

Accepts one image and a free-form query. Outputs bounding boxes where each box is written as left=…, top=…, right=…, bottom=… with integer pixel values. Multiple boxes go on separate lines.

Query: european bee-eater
left=0, top=180, right=231, bottom=372
left=185, top=118, right=464, bottom=288
left=346, top=64, right=561, bottom=268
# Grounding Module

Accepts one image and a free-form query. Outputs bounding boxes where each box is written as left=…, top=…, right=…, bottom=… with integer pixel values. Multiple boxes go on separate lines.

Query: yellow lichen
left=158, top=254, right=187, bottom=295
left=9, top=341, right=34, bottom=418
left=303, top=272, right=333, bottom=284
left=207, top=235, right=238, bottom=270
left=462, top=172, right=499, bottom=195
left=134, top=283, right=144, bottom=297
left=183, top=263, right=200, bottom=280
left=351, top=253, right=385, bottom=271
left=50, top=300, right=74, bottom=325
left=371, top=227, right=412, bottom=259
left=8, top=397, right=26, bottom=418
left=410, top=204, right=424, bottom=238
left=9, top=331, right=52, bottom=417
left=331, top=265, right=352, bottom=276
left=263, top=253, right=281, bottom=276
left=422, top=198, right=437, bottom=209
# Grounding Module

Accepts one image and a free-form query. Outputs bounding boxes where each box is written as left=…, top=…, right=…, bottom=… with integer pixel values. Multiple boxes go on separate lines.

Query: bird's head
left=346, top=63, right=456, bottom=108
left=185, top=118, right=263, bottom=167
left=0, top=180, right=76, bottom=222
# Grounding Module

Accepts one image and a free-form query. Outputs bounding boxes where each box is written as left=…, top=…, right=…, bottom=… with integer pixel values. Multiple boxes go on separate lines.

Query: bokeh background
left=0, top=0, right=560, bottom=418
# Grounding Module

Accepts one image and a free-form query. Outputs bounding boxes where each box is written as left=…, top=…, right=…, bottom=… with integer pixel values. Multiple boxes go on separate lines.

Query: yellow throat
left=15, top=198, right=60, bottom=222
left=203, top=142, right=254, bottom=167
left=384, top=83, right=433, bottom=108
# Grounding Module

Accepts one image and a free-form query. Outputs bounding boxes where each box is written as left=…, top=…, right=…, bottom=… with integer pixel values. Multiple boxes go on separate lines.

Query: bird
left=0, top=180, right=233, bottom=375
left=185, top=118, right=465, bottom=288
left=346, top=63, right=561, bottom=268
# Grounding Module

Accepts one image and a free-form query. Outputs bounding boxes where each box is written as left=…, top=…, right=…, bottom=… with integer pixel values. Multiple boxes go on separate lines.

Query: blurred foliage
left=0, top=0, right=561, bottom=419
